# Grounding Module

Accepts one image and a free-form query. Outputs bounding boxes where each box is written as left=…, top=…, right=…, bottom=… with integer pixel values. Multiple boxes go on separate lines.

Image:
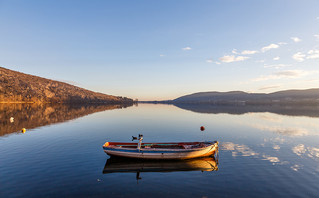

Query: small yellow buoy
left=21, top=128, right=26, bottom=133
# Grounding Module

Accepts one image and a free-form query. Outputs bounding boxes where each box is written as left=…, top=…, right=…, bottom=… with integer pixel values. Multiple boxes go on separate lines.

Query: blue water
left=1, top=104, right=319, bottom=197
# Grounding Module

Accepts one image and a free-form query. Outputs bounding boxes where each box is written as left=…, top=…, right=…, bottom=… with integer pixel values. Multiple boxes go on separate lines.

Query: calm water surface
left=1, top=104, right=319, bottom=197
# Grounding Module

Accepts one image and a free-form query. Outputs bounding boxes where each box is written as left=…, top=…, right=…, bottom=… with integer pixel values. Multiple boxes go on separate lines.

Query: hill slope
left=173, top=89, right=319, bottom=105
left=0, top=67, right=133, bottom=104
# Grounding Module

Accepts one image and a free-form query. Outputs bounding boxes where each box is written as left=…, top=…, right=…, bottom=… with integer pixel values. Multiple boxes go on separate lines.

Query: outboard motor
left=132, top=134, right=143, bottom=150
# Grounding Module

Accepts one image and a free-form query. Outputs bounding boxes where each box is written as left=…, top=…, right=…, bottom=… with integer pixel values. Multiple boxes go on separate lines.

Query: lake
left=1, top=103, right=319, bottom=197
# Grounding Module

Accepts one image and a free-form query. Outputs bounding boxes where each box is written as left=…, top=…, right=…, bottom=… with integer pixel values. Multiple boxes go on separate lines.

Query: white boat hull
left=103, top=142, right=218, bottom=160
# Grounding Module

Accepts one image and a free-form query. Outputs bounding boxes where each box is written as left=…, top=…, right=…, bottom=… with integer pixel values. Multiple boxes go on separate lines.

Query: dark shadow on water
left=174, top=103, right=319, bottom=117
left=0, top=103, right=133, bottom=136
left=103, top=156, right=218, bottom=181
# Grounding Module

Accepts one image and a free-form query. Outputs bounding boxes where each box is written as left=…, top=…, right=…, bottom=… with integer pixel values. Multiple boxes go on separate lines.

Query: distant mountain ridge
left=173, top=89, right=319, bottom=105
left=0, top=67, right=133, bottom=104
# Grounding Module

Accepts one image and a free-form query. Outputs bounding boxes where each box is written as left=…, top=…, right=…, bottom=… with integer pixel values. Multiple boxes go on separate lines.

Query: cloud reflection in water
left=222, top=142, right=259, bottom=157
left=293, top=144, right=319, bottom=159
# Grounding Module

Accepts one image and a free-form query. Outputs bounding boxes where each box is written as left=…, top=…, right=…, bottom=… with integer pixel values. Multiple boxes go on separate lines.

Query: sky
left=1, top=0, right=319, bottom=100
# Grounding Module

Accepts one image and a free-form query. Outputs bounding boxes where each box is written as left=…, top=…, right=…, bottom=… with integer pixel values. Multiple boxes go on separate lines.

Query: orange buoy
left=200, top=126, right=205, bottom=131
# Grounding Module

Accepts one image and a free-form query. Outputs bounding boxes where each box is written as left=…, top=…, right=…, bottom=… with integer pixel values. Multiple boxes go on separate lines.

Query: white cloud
left=300, top=78, right=319, bottom=83
left=182, top=47, right=192, bottom=51
left=215, top=61, right=221, bottom=65
left=292, top=52, right=306, bottom=62
left=264, top=64, right=290, bottom=69
left=314, top=35, right=319, bottom=41
left=290, top=37, right=302, bottom=43
left=206, top=59, right=213, bottom=63
left=232, top=49, right=239, bottom=54
left=278, top=42, right=287, bottom=45
left=241, top=50, right=258, bottom=55
left=274, top=70, right=308, bottom=78
left=292, top=50, right=319, bottom=61
left=252, top=70, right=308, bottom=82
left=160, top=54, right=165, bottom=57
left=261, top=43, right=279, bottom=52
left=258, top=85, right=281, bottom=91
left=307, top=50, right=319, bottom=59
left=273, top=56, right=280, bottom=61
left=219, top=55, right=250, bottom=63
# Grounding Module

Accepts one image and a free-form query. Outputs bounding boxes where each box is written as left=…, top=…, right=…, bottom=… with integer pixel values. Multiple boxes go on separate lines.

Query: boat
left=103, top=156, right=218, bottom=174
left=102, top=134, right=219, bottom=160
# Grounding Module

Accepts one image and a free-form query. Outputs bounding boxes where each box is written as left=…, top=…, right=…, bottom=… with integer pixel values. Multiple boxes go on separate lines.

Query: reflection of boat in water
left=103, top=134, right=219, bottom=160
left=103, top=156, right=218, bottom=175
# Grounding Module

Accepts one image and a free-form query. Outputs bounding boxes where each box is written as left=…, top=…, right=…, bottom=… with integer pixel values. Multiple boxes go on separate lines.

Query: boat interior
left=104, top=142, right=209, bottom=149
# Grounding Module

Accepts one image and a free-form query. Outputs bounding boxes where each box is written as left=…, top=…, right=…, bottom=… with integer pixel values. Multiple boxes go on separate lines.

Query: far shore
left=0, top=101, right=135, bottom=105
left=0, top=102, right=37, bottom=104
